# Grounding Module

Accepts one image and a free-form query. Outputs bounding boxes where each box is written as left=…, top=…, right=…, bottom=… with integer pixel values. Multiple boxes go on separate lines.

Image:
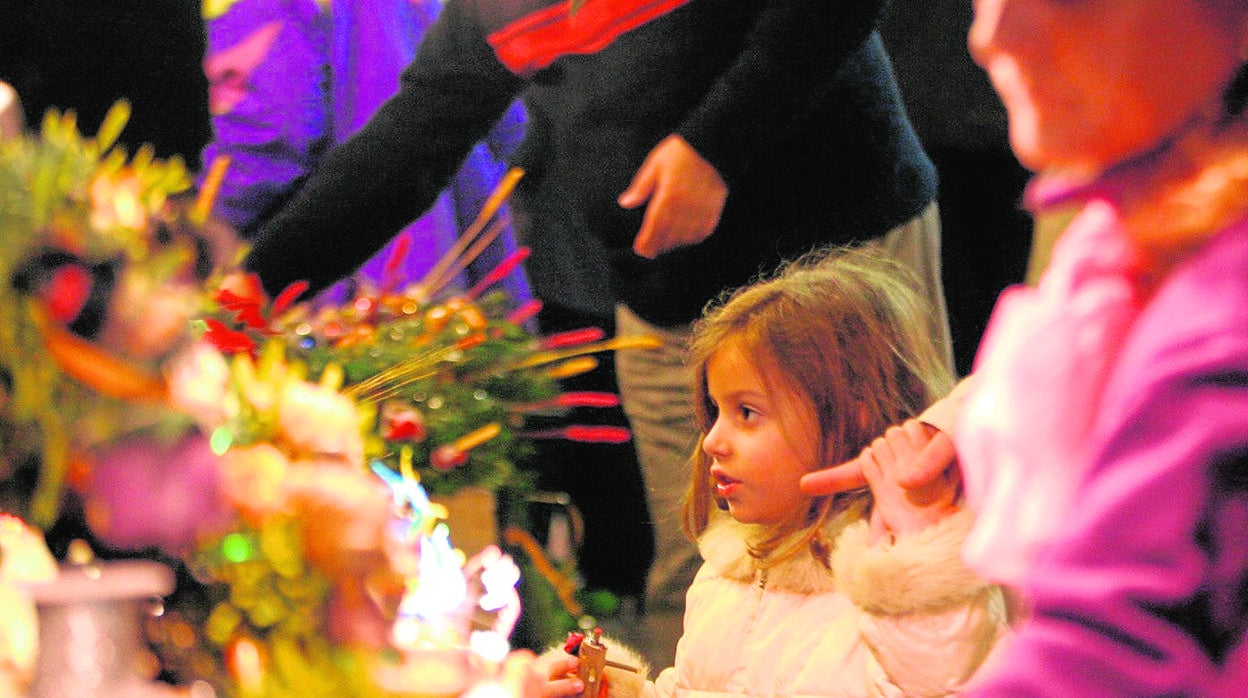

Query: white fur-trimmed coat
left=599, top=509, right=1006, bottom=698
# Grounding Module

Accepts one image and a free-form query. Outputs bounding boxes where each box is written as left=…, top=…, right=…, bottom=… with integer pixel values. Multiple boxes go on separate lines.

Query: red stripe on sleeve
left=488, top=0, right=693, bottom=76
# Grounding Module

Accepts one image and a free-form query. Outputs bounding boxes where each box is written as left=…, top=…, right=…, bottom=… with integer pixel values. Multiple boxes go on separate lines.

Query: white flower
left=166, top=341, right=233, bottom=430
left=278, top=380, right=364, bottom=465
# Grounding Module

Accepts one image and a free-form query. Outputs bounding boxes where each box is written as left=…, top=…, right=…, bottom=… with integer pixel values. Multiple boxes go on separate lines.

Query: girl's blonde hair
left=682, top=246, right=954, bottom=564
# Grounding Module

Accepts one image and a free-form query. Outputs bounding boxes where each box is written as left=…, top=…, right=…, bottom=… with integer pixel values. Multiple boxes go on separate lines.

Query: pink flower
left=85, top=433, right=232, bottom=553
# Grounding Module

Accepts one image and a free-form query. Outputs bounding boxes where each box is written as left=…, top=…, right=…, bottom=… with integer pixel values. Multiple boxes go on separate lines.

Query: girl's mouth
left=713, top=470, right=740, bottom=498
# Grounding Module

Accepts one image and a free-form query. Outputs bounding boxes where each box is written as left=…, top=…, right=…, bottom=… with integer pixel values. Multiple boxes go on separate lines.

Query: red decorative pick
left=208, top=275, right=309, bottom=355
left=564, top=632, right=586, bottom=655
left=467, top=247, right=531, bottom=299
left=213, top=273, right=268, bottom=328
left=201, top=318, right=257, bottom=355
left=44, top=264, right=92, bottom=323
left=272, top=280, right=309, bottom=314
left=383, top=408, right=427, bottom=442
left=507, top=299, right=542, bottom=325
left=521, top=426, right=631, bottom=444
left=513, top=392, right=621, bottom=412
left=555, top=392, right=620, bottom=408
left=430, top=445, right=467, bottom=471
left=456, top=333, right=487, bottom=350
left=381, top=231, right=414, bottom=292
left=539, top=327, right=606, bottom=350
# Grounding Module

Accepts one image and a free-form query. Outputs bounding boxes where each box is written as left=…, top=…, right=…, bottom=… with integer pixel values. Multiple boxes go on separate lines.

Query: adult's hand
left=618, top=134, right=727, bottom=259
left=800, top=419, right=958, bottom=495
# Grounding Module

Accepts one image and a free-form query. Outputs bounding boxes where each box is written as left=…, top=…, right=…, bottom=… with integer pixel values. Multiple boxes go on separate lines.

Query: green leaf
left=96, top=100, right=131, bottom=153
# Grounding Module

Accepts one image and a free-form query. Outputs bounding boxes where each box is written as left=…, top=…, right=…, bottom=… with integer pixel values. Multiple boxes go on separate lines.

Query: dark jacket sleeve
left=676, top=0, right=888, bottom=187
left=243, top=0, right=524, bottom=297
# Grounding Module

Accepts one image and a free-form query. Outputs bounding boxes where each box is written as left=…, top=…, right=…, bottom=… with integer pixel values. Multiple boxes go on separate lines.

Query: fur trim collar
left=698, top=509, right=992, bottom=614
left=832, top=509, right=992, bottom=615
left=696, top=512, right=850, bottom=594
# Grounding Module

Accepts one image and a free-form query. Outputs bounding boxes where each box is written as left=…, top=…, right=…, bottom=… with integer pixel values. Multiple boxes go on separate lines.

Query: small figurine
left=563, top=627, right=643, bottom=698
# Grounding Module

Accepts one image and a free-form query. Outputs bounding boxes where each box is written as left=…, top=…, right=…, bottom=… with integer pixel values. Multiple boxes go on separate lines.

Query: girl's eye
left=739, top=404, right=758, bottom=421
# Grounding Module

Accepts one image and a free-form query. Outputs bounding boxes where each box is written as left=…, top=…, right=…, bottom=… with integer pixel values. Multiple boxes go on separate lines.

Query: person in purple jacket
left=199, top=0, right=529, bottom=303
left=803, top=0, right=1248, bottom=694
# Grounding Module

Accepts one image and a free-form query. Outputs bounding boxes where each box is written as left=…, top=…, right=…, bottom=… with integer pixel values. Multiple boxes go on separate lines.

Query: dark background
left=0, top=0, right=212, bottom=169
left=880, top=0, right=1033, bottom=376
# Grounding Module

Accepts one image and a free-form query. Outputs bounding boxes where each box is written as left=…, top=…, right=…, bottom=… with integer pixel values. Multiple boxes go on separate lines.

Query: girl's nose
left=702, top=417, right=729, bottom=458
left=968, top=0, right=1023, bottom=69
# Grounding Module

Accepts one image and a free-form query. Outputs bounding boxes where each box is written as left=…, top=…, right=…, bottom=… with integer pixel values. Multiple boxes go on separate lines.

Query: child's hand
left=543, top=654, right=586, bottom=697
left=856, top=420, right=961, bottom=545
left=800, top=420, right=957, bottom=495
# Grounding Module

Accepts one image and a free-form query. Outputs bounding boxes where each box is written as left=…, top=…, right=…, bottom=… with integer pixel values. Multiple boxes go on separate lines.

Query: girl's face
left=701, top=339, right=819, bottom=526
left=970, top=0, right=1248, bottom=173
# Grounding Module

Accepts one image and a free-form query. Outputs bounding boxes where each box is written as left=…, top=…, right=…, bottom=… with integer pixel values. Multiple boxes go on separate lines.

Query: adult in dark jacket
left=879, top=0, right=1033, bottom=376
left=242, top=0, right=945, bottom=624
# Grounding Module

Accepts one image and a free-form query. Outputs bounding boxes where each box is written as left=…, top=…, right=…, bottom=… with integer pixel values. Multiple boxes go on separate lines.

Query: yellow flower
left=0, top=514, right=56, bottom=692
left=0, top=515, right=56, bottom=585
left=202, top=0, right=247, bottom=21
left=88, top=171, right=147, bottom=233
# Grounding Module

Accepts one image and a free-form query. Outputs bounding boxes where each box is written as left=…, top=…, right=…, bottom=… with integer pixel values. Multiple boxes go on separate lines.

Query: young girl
left=545, top=248, right=1005, bottom=697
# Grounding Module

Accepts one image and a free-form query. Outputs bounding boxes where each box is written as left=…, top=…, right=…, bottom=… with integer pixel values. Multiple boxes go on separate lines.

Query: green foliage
left=206, top=285, right=562, bottom=497
left=155, top=518, right=381, bottom=697
left=0, top=102, right=197, bottom=526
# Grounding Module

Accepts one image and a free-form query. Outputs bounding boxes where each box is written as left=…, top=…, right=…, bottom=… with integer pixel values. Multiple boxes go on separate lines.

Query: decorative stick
left=518, top=426, right=632, bottom=443
left=346, top=343, right=463, bottom=401
left=507, top=334, right=662, bottom=372
left=510, top=392, right=621, bottom=412
left=467, top=247, right=531, bottom=300
left=545, top=357, right=598, bottom=379
left=191, top=155, right=231, bottom=224
left=417, top=167, right=524, bottom=294
left=421, top=216, right=508, bottom=298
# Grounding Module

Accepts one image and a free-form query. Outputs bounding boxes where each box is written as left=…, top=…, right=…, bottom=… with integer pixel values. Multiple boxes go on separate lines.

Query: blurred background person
left=200, top=0, right=530, bottom=303
left=806, top=1, right=1248, bottom=693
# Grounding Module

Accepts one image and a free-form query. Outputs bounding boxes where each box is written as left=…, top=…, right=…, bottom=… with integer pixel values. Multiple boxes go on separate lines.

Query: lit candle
left=372, top=466, right=472, bottom=697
